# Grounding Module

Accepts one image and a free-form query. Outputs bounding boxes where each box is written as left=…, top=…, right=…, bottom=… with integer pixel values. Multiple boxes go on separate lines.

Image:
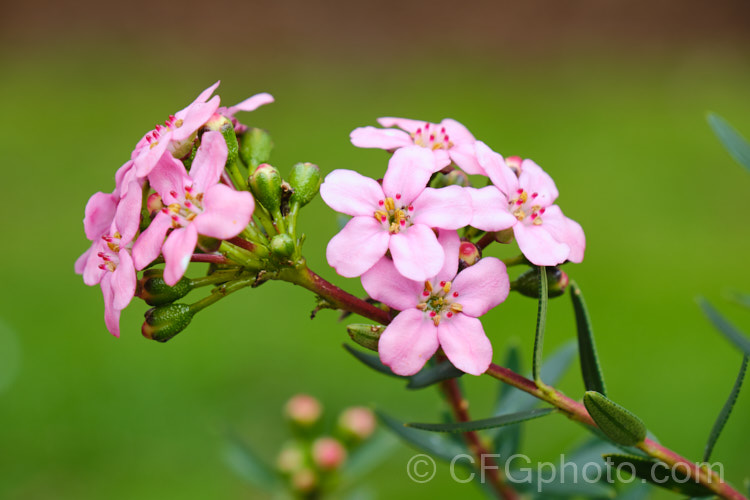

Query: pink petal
left=101, top=275, right=121, bottom=337
left=378, top=309, right=439, bottom=376
left=132, top=213, right=172, bottom=270
left=172, top=95, right=221, bottom=141
left=189, top=130, right=227, bottom=193
left=434, top=229, right=460, bottom=284
left=350, top=126, right=414, bottom=150
left=111, top=249, right=136, bottom=310
left=320, top=170, right=384, bottom=217
left=229, top=92, right=274, bottom=112
left=148, top=154, right=189, bottom=203
left=84, top=192, right=117, bottom=241
left=326, top=216, right=390, bottom=278
left=466, top=186, right=517, bottom=232
left=134, top=139, right=169, bottom=177
left=432, top=150, right=452, bottom=170
left=83, top=240, right=106, bottom=286
left=519, top=159, right=558, bottom=205
left=376, top=117, right=426, bottom=133
left=115, top=181, right=143, bottom=245
left=441, top=118, right=475, bottom=145
left=538, top=205, right=586, bottom=263
left=361, top=257, right=422, bottom=311
left=382, top=147, right=435, bottom=204
left=449, top=143, right=485, bottom=175
left=513, top=221, right=570, bottom=266
left=476, top=141, right=518, bottom=196
left=75, top=247, right=91, bottom=275
left=192, top=81, right=220, bottom=106
left=194, top=184, right=255, bottom=239
left=438, top=314, right=492, bottom=376
left=162, top=225, right=198, bottom=286
left=389, top=224, right=444, bottom=281
left=451, top=257, right=510, bottom=317
left=411, top=186, right=472, bottom=229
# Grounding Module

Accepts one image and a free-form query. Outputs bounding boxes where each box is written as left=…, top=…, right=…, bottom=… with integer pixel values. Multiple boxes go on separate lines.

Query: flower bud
left=338, top=407, right=376, bottom=441
left=249, top=163, right=282, bottom=213
left=289, top=162, right=321, bottom=207
left=506, top=156, right=522, bottom=177
left=270, top=233, right=295, bottom=258
left=203, top=113, right=232, bottom=132
left=142, top=303, right=194, bottom=342
left=311, top=437, right=347, bottom=470
left=146, top=193, right=163, bottom=216
left=458, top=241, right=481, bottom=268
left=290, top=468, right=317, bottom=493
left=136, top=270, right=193, bottom=306
left=512, top=267, right=569, bottom=299
left=285, top=394, right=322, bottom=428
left=276, top=442, right=305, bottom=474
left=494, top=228, right=515, bottom=244
left=432, top=169, right=469, bottom=187
left=346, top=324, right=384, bottom=352
left=239, top=127, right=274, bottom=169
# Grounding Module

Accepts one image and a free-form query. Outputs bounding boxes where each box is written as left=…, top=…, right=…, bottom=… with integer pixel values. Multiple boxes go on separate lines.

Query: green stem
left=189, top=270, right=242, bottom=288
left=219, top=241, right=263, bottom=269
left=501, top=254, right=528, bottom=267
left=189, top=278, right=254, bottom=313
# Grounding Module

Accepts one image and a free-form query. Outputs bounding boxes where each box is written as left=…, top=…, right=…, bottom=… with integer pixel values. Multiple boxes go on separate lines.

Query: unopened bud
left=270, top=233, right=295, bottom=257
left=338, top=407, right=376, bottom=441
left=136, top=270, right=193, bottom=306
left=432, top=169, right=469, bottom=187
left=312, top=437, right=347, bottom=470
left=346, top=324, right=384, bottom=352
left=458, top=241, right=481, bottom=268
left=249, top=163, right=282, bottom=213
left=276, top=443, right=305, bottom=474
left=494, top=228, right=515, bottom=244
left=289, top=162, right=321, bottom=207
left=290, top=468, right=317, bottom=493
left=512, top=267, right=569, bottom=299
left=146, top=193, right=163, bottom=215
left=203, top=113, right=232, bottom=131
left=142, top=303, right=194, bottom=342
left=506, top=156, right=522, bottom=177
left=239, top=127, right=274, bottom=169
left=285, top=394, right=322, bottom=427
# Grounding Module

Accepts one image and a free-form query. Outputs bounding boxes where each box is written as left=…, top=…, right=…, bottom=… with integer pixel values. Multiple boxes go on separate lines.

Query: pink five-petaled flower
left=320, top=146, right=472, bottom=281
left=469, top=142, right=585, bottom=266
left=132, top=131, right=255, bottom=285
left=132, top=81, right=222, bottom=177
left=361, top=230, right=509, bottom=376
left=350, top=117, right=485, bottom=175
left=75, top=181, right=143, bottom=337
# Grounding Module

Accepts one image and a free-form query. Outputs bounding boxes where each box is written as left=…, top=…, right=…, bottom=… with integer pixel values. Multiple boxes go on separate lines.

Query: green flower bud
left=432, top=169, right=469, bottom=187
left=136, top=270, right=193, bottom=306
left=239, top=127, right=273, bottom=169
left=512, top=267, right=568, bottom=299
left=249, top=163, right=282, bottom=213
left=346, top=324, right=384, bottom=352
left=270, top=233, right=295, bottom=257
left=289, top=162, right=321, bottom=207
left=142, top=303, right=194, bottom=342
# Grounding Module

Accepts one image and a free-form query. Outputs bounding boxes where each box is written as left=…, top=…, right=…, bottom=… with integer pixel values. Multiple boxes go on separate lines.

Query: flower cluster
left=75, top=82, right=273, bottom=337
left=322, top=118, right=586, bottom=376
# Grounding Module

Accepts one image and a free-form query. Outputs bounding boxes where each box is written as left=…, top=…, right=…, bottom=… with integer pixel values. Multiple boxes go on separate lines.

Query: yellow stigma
left=513, top=208, right=525, bottom=220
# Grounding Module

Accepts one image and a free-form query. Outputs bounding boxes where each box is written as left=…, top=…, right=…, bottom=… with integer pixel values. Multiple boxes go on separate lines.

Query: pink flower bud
left=338, top=407, right=376, bottom=440
left=505, top=155, right=522, bottom=176
left=276, top=443, right=305, bottom=473
left=312, top=437, right=347, bottom=470
left=285, top=394, right=322, bottom=427
left=290, top=468, right=317, bottom=493
left=146, top=193, right=163, bottom=215
left=459, top=241, right=481, bottom=268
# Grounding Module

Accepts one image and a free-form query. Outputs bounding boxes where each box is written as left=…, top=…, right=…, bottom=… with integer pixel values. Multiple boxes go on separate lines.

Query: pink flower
left=361, top=230, right=509, bottom=376
left=217, top=92, right=274, bottom=134
left=132, top=131, right=255, bottom=285
left=350, top=117, right=484, bottom=174
left=320, top=147, right=472, bottom=281
left=469, top=142, right=585, bottom=266
left=132, top=81, right=222, bottom=177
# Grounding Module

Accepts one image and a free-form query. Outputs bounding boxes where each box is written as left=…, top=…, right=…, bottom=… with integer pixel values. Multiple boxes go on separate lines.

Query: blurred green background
left=1, top=1, right=749, bottom=498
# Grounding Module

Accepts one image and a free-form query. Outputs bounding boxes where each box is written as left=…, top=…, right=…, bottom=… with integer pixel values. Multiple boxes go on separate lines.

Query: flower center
left=508, top=188, right=545, bottom=225
left=162, top=185, right=205, bottom=228
left=97, top=232, right=125, bottom=272
left=373, top=194, right=414, bottom=234
left=144, top=115, right=184, bottom=150
left=416, top=280, right=464, bottom=326
left=411, top=122, right=453, bottom=151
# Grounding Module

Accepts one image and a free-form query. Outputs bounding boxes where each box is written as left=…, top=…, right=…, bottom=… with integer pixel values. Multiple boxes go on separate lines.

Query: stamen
left=424, top=281, right=433, bottom=292
left=452, top=291, right=459, bottom=297
left=384, top=197, right=395, bottom=211
left=446, top=311, right=453, bottom=318
left=442, top=281, right=451, bottom=294
left=450, top=303, right=463, bottom=313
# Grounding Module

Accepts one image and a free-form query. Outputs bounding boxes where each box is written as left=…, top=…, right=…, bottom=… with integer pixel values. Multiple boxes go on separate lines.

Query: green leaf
left=407, top=360, right=464, bottom=389
left=570, top=281, right=607, bottom=396
left=603, top=454, right=714, bottom=497
left=340, top=430, right=398, bottom=482
left=346, top=323, right=384, bottom=352
left=707, top=113, right=750, bottom=172
left=703, top=354, right=748, bottom=462
left=343, top=344, right=404, bottom=378
left=584, top=391, right=646, bottom=446
left=222, top=435, right=280, bottom=490
left=376, top=410, right=466, bottom=462
left=697, top=298, right=750, bottom=356
left=407, top=408, right=554, bottom=433
left=616, top=482, right=651, bottom=500
left=729, top=291, right=750, bottom=309
left=532, top=265, right=549, bottom=384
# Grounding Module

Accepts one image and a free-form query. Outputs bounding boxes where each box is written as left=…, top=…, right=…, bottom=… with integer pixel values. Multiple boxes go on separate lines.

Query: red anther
left=429, top=311, right=437, bottom=317
left=440, top=127, right=446, bottom=133
left=98, top=264, right=107, bottom=270
left=145, top=136, right=153, bottom=143
left=415, top=128, right=422, bottom=135
left=439, top=281, right=446, bottom=287
left=452, top=291, right=459, bottom=297
left=517, top=188, right=524, bottom=194
left=443, top=134, right=449, bottom=142
left=532, top=192, right=538, bottom=198
left=516, top=200, right=523, bottom=205
left=97, top=252, right=106, bottom=258
left=171, top=215, right=179, bottom=222
left=161, top=208, right=169, bottom=214
left=380, top=216, right=387, bottom=222
left=378, top=199, right=384, bottom=206
left=429, top=134, right=435, bottom=142
left=539, top=208, right=546, bottom=214
left=423, top=291, right=430, bottom=296
left=184, top=201, right=192, bottom=208
left=408, top=205, right=414, bottom=211
left=446, top=312, right=453, bottom=318
left=399, top=220, right=406, bottom=226
left=424, top=123, right=430, bottom=130
left=395, top=193, right=401, bottom=200
left=170, top=190, right=178, bottom=198
left=185, top=185, right=193, bottom=193
left=531, top=213, right=537, bottom=219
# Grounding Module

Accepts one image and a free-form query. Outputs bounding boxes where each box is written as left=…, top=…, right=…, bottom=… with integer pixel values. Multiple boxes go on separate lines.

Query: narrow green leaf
left=407, top=360, right=464, bottom=389
left=697, top=298, right=750, bottom=356
left=532, top=265, right=549, bottom=384
left=346, top=323, right=384, bottom=352
left=584, top=391, right=646, bottom=446
left=616, top=482, right=651, bottom=500
left=703, top=354, right=749, bottom=462
left=343, top=344, right=404, bottom=378
left=407, top=408, right=554, bottom=433
left=603, top=454, right=714, bottom=497
left=570, top=281, right=607, bottom=396
left=376, top=410, right=466, bottom=462
left=222, top=435, right=280, bottom=490
left=340, top=430, right=398, bottom=482
left=707, top=113, right=750, bottom=172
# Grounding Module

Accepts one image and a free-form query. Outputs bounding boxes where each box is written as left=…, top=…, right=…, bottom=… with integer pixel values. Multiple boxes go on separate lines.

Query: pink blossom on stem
left=469, top=142, right=586, bottom=266
left=350, top=117, right=485, bottom=174
left=361, top=230, right=509, bottom=375
left=320, top=147, right=472, bottom=281
left=132, top=131, right=254, bottom=285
